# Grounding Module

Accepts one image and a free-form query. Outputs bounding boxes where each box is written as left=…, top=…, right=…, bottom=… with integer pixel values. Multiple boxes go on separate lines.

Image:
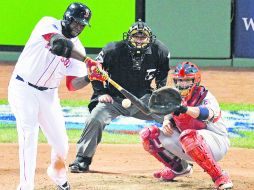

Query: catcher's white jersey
left=8, top=16, right=87, bottom=190
left=201, top=91, right=228, bottom=135
left=159, top=89, right=230, bottom=162
left=12, top=16, right=87, bottom=87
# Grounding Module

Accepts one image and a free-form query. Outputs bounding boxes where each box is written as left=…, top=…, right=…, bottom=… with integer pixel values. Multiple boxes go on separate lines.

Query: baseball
left=122, top=98, right=131, bottom=108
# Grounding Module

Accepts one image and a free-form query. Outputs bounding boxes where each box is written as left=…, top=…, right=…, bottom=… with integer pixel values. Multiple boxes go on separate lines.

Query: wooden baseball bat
left=70, top=49, right=162, bottom=121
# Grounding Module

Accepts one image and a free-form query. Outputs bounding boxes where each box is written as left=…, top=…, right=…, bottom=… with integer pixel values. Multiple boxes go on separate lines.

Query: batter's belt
left=16, top=75, right=56, bottom=91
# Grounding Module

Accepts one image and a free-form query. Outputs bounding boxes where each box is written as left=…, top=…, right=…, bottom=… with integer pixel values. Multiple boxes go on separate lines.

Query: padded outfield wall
left=0, top=0, right=253, bottom=67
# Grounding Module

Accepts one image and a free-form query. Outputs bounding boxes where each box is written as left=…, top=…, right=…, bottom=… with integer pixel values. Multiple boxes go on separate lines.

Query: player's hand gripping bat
left=70, top=48, right=163, bottom=121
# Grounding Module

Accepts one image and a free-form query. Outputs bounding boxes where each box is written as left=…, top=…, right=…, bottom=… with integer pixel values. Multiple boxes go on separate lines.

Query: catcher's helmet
left=123, top=19, right=156, bottom=70
left=172, top=62, right=201, bottom=99
left=62, top=2, right=92, bottom=38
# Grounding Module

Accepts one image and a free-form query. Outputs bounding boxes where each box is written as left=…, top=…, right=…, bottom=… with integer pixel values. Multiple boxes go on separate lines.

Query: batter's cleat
left=214, top=173, right=233, bottom=190
left=153, top=164, right=193, bottom=181
left=57, top=181, right=70, bottom=190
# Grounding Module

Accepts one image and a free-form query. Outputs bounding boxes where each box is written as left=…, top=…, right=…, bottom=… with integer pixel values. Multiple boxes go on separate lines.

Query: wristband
left=197, top=106, right=209, bottom=121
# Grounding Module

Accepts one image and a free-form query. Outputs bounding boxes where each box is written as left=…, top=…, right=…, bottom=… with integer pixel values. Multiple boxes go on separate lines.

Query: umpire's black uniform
left=71, top=39, right=170, bottom=171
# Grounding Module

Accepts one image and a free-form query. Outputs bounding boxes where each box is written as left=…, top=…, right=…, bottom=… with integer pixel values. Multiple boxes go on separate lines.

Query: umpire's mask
left=123, top=19, right=155, bottom=70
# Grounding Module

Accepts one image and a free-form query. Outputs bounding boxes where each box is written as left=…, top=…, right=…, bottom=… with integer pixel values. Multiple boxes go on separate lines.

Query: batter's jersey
left=12, top=16, right=87, bottom=88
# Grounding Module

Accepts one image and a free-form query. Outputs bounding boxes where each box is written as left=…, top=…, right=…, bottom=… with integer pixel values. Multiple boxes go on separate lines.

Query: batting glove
left=84, top=57, right=108, bottom=82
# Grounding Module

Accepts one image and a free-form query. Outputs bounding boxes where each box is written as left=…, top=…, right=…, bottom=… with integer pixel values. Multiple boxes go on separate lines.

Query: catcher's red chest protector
left=173, top=86, right=208, bottom=132
left=173, top=114, right=206, bottom=131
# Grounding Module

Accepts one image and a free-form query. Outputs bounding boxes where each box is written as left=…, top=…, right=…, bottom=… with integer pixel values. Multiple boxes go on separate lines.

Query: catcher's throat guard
left=148, top=87, right=182, bottom=115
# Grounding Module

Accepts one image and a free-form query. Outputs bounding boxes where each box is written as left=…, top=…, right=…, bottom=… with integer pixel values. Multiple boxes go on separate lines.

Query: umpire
left=69, top=19, right=170, bottom=172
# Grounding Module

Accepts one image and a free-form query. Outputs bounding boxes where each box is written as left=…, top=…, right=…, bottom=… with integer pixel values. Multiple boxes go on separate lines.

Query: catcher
left=140, top=62, right=233, bottom=190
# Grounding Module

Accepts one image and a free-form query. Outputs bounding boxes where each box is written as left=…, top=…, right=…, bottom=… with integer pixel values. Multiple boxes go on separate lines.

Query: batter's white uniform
left=8, top=16, right=87, bottom=190
left=159, top=90, right=230, bottom=162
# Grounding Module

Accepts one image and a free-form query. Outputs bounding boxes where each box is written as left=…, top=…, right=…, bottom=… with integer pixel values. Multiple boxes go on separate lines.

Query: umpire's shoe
left=57, top=181, right=70, bottom=190
left=69, top=156, right=90, bottom=173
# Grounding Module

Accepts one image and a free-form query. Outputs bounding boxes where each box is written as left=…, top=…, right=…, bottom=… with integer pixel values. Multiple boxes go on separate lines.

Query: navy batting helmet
left=64, top=2, right=91, bottom=26
left=62, top=2, right=92, bottom=38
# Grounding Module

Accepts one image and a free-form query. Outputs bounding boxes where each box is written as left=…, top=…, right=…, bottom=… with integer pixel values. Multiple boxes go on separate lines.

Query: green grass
left=0, top=99, right=91, bottom=106
left=0, top=127, right=253, bottom=148
left=220, top=103, right=254, bottom=111
left=60, top=100, right=90, bottom=107
left=0, top=128, right=141, bottom=144
left=1, top=99, right=254, bottom=111
left=229, top=131, right=254, bottom=148
left=0, top=99, right=253, bottom=148
left=0, top=99, right=8, bottom=104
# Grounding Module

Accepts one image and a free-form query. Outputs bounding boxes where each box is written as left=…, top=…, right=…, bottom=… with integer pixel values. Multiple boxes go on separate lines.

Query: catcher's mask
left=123, top=19, right=156, bottom=70
left=172, top=62, right=201, bottom=99
left=148, top=87, right=182, bottom=115
left=62, top=2, right=92, bottom=38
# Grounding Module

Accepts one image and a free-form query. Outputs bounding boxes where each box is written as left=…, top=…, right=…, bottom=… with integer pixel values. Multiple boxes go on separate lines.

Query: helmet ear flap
left=64, top=16, right=73, bottom=26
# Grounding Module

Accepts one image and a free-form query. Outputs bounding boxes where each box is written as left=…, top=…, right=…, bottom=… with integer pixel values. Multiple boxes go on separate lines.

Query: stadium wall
left=0, top=0, right=253, bottom=67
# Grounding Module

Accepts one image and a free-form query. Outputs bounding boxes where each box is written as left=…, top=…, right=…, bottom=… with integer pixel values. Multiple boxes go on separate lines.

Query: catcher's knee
left=139, top=125, right=160, bottom=152
left=139, top=125, right=183, bottom=169
left=140, top=125, right=160, bottom=140
left=179, top=129, right=203, bottom=153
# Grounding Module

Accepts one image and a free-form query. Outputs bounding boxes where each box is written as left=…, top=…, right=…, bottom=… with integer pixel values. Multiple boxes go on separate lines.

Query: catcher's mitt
left=148, top=87, right=182, bottom=115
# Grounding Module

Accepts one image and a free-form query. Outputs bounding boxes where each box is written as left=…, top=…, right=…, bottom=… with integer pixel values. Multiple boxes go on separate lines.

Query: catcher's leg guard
left=179, top=129, right=232, bottom=189
left=140, top=125, right=182, bottom=170
left=140, top=125, right=192, bottom=181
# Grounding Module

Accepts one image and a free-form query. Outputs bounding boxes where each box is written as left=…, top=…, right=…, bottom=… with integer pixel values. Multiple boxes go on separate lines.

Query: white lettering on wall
left=242, top=18, right=254, bottom=31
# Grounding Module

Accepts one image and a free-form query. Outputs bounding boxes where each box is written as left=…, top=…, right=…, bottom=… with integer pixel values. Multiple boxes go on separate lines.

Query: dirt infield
left=0, top=144, right=254, bottom=190
left=0, top=62, right=254, bottom=189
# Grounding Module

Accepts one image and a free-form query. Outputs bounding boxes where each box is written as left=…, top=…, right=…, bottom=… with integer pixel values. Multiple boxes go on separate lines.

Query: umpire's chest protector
left=108, top=46, right=159, bottom=98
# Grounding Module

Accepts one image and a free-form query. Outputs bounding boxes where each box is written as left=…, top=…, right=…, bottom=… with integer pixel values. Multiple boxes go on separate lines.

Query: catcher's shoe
left=57, top=181, right=70, bottom=190
left=214, top=172, right=233, bottom=190
left=154, top=164, right=193, bottom=181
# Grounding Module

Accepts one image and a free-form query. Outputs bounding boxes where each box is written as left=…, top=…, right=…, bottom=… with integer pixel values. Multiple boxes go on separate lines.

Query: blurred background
left=0, top=0, right=254, bottom=67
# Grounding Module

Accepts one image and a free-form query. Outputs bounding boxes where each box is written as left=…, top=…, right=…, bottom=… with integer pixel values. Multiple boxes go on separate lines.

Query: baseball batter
left=7, top=3, right=98, bottom=190
left=140, top=62, right=233, bottom=190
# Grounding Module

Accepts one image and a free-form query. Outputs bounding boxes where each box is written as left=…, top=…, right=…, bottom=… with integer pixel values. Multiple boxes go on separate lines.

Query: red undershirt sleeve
left=66, top=76, right=78, bottom=91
